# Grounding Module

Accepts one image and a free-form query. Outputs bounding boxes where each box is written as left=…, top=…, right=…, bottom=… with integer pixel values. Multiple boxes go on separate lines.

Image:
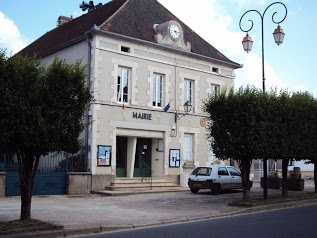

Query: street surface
left=76, top=204, right=317, bottom=238
left=0, top=181, right=316, bottom=237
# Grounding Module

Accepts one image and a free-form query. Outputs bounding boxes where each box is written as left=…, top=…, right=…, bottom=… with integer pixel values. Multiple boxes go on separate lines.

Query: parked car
left=188, top=165, right=253, bottom=194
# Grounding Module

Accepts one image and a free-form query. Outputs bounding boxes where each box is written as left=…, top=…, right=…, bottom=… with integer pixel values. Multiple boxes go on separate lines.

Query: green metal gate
left=1, top=150, right=88, bottom=196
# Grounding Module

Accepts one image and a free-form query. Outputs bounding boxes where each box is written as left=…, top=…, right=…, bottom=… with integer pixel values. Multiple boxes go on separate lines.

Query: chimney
left=57, top=16, right=73, bottom=27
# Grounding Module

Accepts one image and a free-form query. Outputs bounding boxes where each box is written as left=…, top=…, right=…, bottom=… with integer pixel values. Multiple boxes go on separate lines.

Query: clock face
left=169, top=24, right=180, bottom=39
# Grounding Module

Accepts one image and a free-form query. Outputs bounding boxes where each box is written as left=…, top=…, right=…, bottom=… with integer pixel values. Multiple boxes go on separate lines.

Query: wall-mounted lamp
left=175, top=101, right=192, bottom=122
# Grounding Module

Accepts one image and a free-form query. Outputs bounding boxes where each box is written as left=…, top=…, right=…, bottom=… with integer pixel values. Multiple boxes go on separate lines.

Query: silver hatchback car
left=188, top=165, right=252, bottom=194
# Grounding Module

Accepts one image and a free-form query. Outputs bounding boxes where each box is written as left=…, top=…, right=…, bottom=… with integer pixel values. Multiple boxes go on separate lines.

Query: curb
left=90, top=188, right=187, bottom=196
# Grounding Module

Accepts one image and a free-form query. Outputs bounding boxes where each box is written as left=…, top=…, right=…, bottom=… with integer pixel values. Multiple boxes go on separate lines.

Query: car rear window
left=191, top=167, right=212, bottom=176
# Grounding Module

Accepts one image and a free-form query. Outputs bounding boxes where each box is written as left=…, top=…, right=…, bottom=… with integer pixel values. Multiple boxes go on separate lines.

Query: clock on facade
left=169, top=24, right=180, bottom=39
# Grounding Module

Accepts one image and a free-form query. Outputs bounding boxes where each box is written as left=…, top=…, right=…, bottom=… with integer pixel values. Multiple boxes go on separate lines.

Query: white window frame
left=184, top=79, right=194, bottom=106
left=153, top=73, right=163, bottom=107
left=183, top=134, right=193, bottom=162
left=211, top=84, right=220, bottom=96
left=117, top=67, right=130, bottom=103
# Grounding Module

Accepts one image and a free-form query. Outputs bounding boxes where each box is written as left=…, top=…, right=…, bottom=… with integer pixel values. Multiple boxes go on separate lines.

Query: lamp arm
left=239, top=9, right=262, bottom=33
left=239, top=2, right=287, bottom=33
left=264, top=2, right=287, bottom=25
left=175, top=112, right=185, bottom=123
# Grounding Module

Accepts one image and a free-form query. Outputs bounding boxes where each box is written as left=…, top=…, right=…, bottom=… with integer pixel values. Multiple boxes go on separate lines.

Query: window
left=191, top=167, right=200, bottom=175
left=211, top=84, right=220, bottom=96
left=117, top=67, right=130, bottom=103
left=184, top=134, right=193, bottom=162
left=218, top=167, right=229, bottom=176
left=212, top=67, right=219, bottom=73
left=184, top=79, right=194, bottom=105
left=121, top=46, right=130, bottom=53
left=196, top=167, right=212, bottom=176
left=153, top=74, right=163, bottom=107
left=227, top=167, right=241, bottom=176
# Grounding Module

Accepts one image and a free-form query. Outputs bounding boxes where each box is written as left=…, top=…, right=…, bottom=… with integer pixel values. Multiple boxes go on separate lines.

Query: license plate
left=193, top=183, right=202, bottom=187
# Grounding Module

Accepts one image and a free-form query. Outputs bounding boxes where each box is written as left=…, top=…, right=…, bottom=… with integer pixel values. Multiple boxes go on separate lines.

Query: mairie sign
left=132, top=112, right=152, bottom=120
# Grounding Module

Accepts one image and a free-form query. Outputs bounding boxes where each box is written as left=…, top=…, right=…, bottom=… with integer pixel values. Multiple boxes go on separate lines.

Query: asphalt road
left=76, top=204, right=317, bottom=238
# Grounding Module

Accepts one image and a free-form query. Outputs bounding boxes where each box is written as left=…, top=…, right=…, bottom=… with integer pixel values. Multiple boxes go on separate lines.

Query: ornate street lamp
left=175, top=101, right=192, bottom=122
left=239, top=2, right=287, bottom=200
left=239, top=1, right=287, bottom=92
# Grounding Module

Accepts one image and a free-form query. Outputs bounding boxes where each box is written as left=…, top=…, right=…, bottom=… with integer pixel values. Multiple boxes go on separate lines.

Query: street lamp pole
left=239, top=2, right=287, bottom=199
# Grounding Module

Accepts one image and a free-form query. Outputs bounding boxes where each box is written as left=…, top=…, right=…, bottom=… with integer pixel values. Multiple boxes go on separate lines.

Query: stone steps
left=105, top=178, right=180, bottom=191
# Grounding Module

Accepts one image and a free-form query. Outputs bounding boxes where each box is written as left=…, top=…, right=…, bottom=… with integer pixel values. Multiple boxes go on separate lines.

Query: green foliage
left=0, top=53, right=92, bottom=219
left=290, top=172, right=302, bottom=180
left=203, top=85, right=317, bottom=199
left=0, top=53, right=45, bottom=155
left=203, top=86, right=317, bottom=164
left=0, top=55, right=92, bottom=155
left=43, top=59, right=91, bottom=153
left=203, top=86, right=267, bottom=163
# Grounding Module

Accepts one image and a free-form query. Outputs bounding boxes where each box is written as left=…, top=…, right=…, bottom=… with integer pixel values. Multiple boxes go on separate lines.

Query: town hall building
left=17, top=0, right=241, bottom=193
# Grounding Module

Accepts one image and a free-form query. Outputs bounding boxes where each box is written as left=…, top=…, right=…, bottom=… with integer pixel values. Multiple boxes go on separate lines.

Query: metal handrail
left=140, top=159, right=154, bottom=190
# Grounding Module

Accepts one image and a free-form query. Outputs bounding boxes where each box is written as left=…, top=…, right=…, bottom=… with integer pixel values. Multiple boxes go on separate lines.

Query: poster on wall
left=97, top=145, right=111, bottom=166
left=169, top=149, right=180, bottom=168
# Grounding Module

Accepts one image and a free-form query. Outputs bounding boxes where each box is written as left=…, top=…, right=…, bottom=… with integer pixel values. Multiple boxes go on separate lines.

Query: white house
left=19, top=0, right=241, bottom=192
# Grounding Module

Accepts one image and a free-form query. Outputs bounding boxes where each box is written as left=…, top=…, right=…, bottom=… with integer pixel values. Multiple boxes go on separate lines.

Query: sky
left=0, top=0, right=316, bottom=96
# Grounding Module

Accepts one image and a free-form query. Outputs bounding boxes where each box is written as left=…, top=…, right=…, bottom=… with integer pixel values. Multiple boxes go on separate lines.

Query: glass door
left=133, top=138, right=152, bottom=177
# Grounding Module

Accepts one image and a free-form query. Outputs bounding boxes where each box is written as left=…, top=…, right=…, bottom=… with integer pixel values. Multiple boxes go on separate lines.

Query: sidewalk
left=0, top=180, right=316, bottom=237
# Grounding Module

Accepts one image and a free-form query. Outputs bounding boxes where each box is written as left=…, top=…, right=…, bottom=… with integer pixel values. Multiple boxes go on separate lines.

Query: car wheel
left=211, top=184, right=221, bottom=195
left=190, top=188, right=199, bottom=193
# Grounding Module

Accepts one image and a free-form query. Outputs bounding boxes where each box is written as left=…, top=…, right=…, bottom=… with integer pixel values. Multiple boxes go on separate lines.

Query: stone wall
left=67, top=172, right=92, bottom=195
left=91, top=174, right=115, bottom=191
left=67, top=173, right=116, bottom=195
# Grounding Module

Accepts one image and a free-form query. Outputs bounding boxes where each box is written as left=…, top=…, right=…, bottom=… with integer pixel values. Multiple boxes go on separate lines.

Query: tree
left=292, top=92, right=317, bottom=192
left=273, top=91, right=295, bottom=197
left=203, top=85, right=317, bottom=200
left=274, top=91, right=315, bottom=196
left=0, top=52, right=92, bottom=220
left=203, top=86, right=266, bottom=201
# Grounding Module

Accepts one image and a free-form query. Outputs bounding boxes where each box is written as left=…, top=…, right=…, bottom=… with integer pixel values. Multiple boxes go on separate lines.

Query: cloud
left=0, top=12, right=29, bottom=55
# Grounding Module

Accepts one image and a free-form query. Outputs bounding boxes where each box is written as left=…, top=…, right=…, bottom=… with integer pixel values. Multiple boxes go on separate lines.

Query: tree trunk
left=263, top=158, right=268, bottom=200
left=314, top=161, right=317, bottom=193
left=240, top=159, right=251, bottom=201
left=281, top=159, right=288, bottom=197
left=17, top=152, right=40, bottom=220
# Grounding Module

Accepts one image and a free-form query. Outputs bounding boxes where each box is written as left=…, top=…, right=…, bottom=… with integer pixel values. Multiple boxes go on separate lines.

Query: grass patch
left=0, top=219, right=62, bottom=236
left=229, top=192, right=317, bottom=207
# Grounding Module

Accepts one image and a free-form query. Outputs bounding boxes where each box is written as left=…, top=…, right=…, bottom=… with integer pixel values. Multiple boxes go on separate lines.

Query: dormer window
left=212, top=67, right=219, bottom=74
left=121, top=46, right=130, bottom=53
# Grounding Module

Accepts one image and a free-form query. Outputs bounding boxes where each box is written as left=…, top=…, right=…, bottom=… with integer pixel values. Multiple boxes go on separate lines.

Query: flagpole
left=158, top=99, right=173, bottom=117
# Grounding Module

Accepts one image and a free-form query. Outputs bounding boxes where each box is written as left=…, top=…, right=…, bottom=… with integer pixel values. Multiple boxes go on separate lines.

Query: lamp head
left=183, top=101, right=192, bottom=114
left=242, top=33, right=253, bottom=53
left=273, top=25, right=285, bottom=46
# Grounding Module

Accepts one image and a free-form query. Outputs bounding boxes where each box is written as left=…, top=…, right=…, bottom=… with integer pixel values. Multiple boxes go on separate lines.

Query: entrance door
left=134, top=138, right=152, bottom=177
left=116, top=136, right=127, bottom=177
